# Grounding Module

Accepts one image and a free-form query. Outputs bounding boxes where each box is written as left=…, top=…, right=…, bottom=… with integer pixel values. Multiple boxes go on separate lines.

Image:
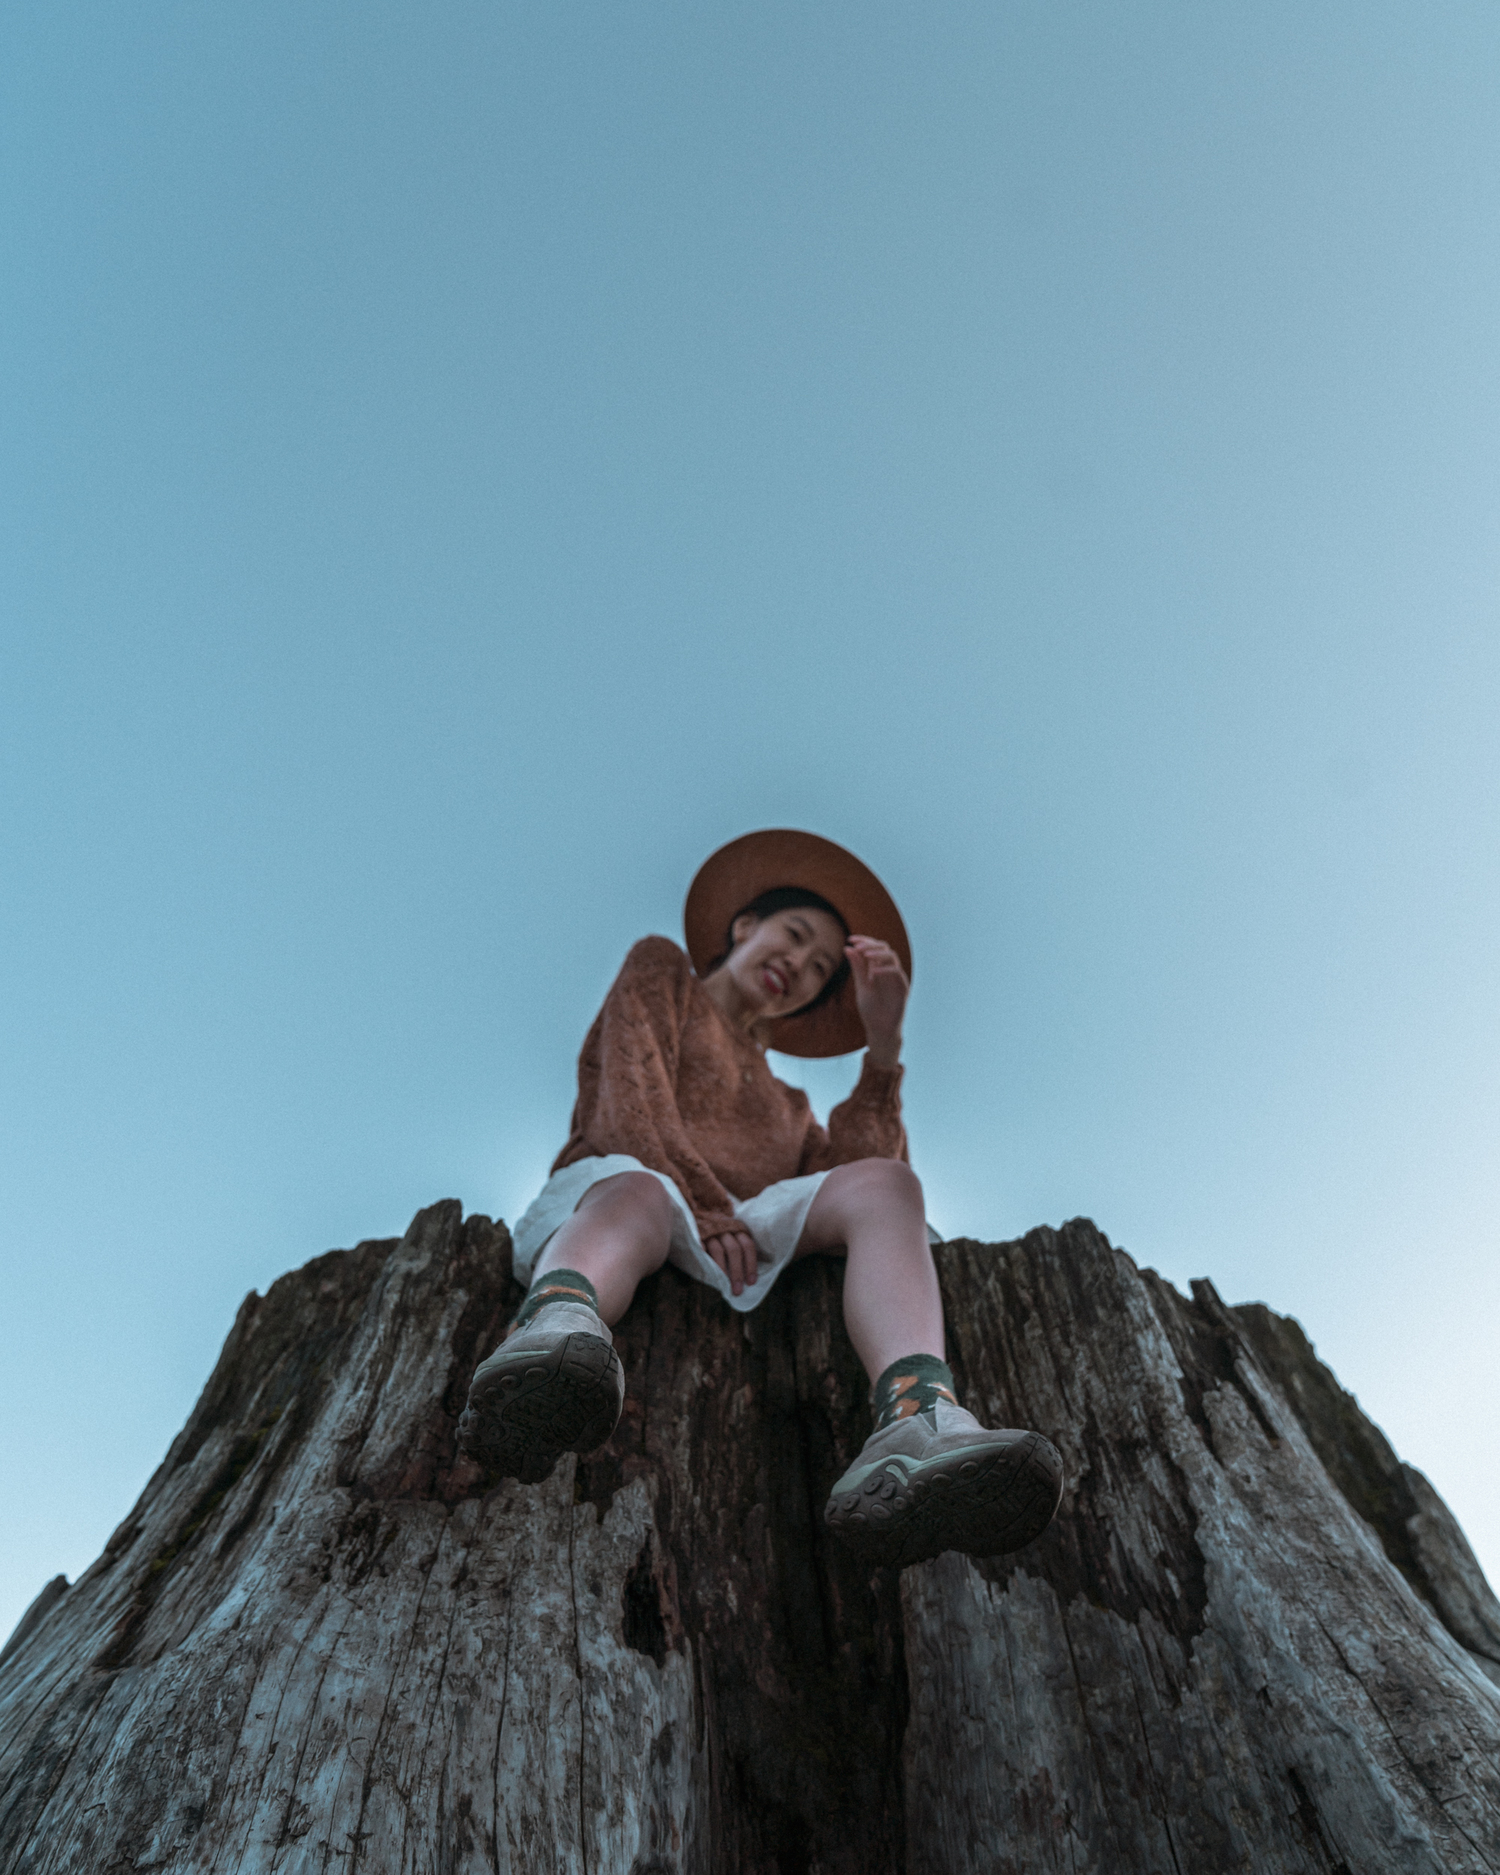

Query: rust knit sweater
left=552, top=936, right=908, bottom=1240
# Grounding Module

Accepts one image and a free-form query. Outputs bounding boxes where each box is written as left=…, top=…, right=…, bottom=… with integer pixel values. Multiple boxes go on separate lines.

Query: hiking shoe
left=457, top=1300, right=624, bottom=1484
left=824, top=1397, right=1063, bottom=1567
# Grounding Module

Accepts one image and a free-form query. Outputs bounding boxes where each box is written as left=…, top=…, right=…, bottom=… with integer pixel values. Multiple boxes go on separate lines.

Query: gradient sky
left=4, top=3, right=1498, bottom=1640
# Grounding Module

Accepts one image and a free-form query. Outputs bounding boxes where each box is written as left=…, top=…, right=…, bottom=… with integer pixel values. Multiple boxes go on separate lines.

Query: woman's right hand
left=704, top=1228, right=760, bottom=1297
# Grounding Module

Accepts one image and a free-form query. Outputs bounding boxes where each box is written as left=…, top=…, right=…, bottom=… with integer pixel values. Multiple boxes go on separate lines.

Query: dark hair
left=708, top=886, right=852, bottom=1015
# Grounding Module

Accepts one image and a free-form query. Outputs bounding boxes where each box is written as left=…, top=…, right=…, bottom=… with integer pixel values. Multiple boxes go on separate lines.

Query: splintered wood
left=2, top=1203, right=1497, bottom=1872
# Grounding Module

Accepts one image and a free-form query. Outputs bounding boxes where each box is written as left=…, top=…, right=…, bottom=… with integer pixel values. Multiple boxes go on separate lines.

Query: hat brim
left=683, top=829, right=911, bottom=1058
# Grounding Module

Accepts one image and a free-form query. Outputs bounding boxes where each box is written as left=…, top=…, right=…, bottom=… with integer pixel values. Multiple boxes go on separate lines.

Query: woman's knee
left=575, top=1170, right=676, bottom=1236
left=823, top=1157, right=924, bottom=1217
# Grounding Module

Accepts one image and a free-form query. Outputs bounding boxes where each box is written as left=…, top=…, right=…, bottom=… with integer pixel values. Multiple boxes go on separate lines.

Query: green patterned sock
left=510, top=1268, right=600, bottom=1334
left=871, top=1353, right=958, bottom=1428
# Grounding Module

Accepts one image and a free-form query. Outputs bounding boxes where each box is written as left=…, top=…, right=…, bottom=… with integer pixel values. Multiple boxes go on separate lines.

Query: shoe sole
left=457, top=1332, right=623, bottom=1485
left=824, top=1430, right=1064, bottom=1567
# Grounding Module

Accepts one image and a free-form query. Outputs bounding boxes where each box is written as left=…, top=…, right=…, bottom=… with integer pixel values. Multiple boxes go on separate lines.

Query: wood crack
left=569, top=1490, right=588, bottom=1875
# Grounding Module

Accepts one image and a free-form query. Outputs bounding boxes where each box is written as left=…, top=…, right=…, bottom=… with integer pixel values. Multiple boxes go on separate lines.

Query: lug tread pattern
left=458, top=1332, right=624, bottom=1484
left=824, top=1429, right=1064, bottom=1567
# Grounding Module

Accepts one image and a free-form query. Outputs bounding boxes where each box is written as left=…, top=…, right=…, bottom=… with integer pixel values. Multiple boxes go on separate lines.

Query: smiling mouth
left=762, top=966, right=787, bottom=997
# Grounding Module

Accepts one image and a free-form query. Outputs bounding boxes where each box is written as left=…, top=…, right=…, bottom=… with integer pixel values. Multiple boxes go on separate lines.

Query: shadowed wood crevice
left=1142, top=1269, right=1283, bottom=1457
left=2, top=1202, right=1497, bottom=1874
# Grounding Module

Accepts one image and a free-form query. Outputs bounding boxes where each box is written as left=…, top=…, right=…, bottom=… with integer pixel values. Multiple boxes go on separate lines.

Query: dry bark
left=1, top=1202, right=1497, bottom=1874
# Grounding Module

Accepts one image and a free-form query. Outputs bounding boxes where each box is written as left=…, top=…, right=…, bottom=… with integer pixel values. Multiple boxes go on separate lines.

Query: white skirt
left=510, top=1154, right=832, bottom=1314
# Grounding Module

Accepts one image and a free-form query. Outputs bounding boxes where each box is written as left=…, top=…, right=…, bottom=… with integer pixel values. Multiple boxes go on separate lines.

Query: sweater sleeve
left=559, top=937, right=741, bottom=1240
left=796, top=1057, right=908, bottom=1174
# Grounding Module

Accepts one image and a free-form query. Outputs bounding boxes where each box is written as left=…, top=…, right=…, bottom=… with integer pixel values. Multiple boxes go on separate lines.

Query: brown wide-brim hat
left=684, top=829, right=911, bottom=1058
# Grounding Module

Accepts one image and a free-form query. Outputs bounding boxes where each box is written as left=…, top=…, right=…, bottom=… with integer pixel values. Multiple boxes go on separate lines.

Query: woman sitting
left=460, top=829, right=1062, bottom=1566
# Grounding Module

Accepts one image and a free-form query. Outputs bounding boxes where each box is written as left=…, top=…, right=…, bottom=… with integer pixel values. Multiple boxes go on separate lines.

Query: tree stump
left=2, top=1201, right=1497, bottom=1873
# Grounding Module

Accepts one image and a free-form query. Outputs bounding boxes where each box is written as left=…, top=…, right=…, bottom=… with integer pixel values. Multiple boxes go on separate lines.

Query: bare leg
left=532, top=1171, right=675, bottom=1325
left=807, top=1159, right=1065, bottom=1565
left=796, top=1159, right=943, bottom=1381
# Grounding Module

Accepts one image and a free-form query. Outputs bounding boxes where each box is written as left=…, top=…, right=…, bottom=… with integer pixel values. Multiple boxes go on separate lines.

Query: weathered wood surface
left=1, top=1203, right=1497, bottom=1874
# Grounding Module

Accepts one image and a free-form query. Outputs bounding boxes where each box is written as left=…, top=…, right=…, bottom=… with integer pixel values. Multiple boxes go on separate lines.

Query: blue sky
left=4, top=3, right=1498, bottom=1637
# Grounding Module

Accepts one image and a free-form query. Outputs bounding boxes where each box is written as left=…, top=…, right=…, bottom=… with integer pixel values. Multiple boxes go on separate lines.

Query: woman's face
left=721, top=905, right=847, bottom=1021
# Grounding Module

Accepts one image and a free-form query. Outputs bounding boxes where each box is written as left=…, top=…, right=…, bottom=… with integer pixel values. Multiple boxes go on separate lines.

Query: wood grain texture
left=2, top=1204, right=1496, bottom=1873
left=905, top=1230, right=1500, bottom=1874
